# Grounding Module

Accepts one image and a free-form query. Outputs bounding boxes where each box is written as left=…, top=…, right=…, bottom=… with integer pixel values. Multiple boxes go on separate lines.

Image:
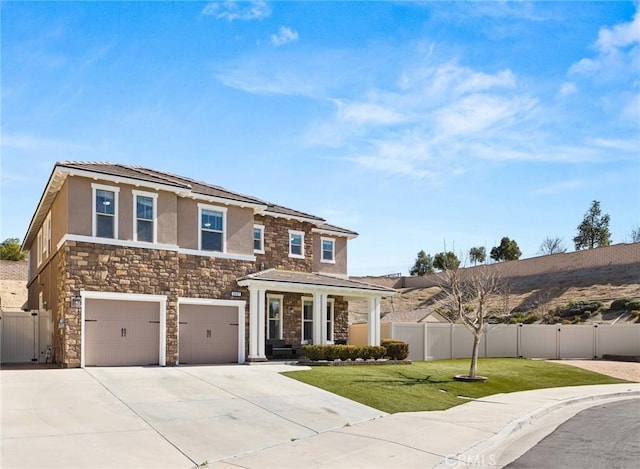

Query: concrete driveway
left=1, top=365, right=385, bottom=468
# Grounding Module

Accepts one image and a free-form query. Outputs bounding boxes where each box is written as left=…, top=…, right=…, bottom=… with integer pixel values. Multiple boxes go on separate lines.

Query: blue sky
left=1, top=1, right=639, bottom=275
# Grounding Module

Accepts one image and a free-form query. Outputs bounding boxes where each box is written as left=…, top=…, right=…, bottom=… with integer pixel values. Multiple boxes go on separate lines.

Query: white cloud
left=271, top=27, right=299, bottom=47
left=533, top=179, right=588, bottom=195
left=1, top=133, right=92, bottom=152
left=334, top=99, right=405, bottom=125
left=595, top=7, right=640, bottom=53
left=558, top=82, right=578, bottom=97
left=202, top=1, right=271, bottom=21
left=570, top=6, right=640, bottom=79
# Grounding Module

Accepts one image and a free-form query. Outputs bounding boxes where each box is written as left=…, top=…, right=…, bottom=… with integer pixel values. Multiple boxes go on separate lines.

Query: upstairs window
left=321, top=237, right=335, bottom=263
left=92, top=184, right=119, bottom=239
left=289, top=230, right=305, bottom=259
left=199, top=204, right=226, bottom=252
left=253, top=225, right=265, bottom=253
left=133, top=191, right=157, bottom=243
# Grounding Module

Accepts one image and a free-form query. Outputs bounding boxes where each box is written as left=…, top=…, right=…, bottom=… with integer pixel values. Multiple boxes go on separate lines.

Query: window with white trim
left=253, top=225, right=265, bottom=253
left=133, top=190, right=157, bottom=243
left=321, top=237, right=335, bottom=263
left=302, top=297, right=313, bottom=344
left=267, top=295, right=283, bottom=340
left=92, top=184, right=119, bottom=239
left=36, top=212, right=51, bottom=266
left=289, top=230, right=305, bottom=258
left=301, top=298, right=335, bottom=344
left=198, top=204, right=226, bottom=252
left=326, top=298, right=335, bottom=342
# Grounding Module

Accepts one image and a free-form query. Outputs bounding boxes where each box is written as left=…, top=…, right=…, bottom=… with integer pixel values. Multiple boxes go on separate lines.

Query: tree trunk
left=469, top=333, right=481, bottom=378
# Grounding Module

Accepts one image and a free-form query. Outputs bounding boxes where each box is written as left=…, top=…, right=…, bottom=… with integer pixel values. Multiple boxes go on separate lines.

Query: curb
left=434, top=386, right=640, bottom=468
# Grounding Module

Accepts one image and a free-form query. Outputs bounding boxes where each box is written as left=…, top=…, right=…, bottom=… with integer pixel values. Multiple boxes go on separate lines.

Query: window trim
left=300, top=297, right=335, bottom=344
left=132, top=190, right=158, bottom=243
left=91, top=183, right=120, bottom=239
left=288, top=229, right=305, bottom=259
left=301, top=297, right=314, bottom=344
left=197, top=203, right=227, bottom=253
left=326, top=298, right=335, bottom=343
left=266, top=294, right=284, bottom=340
left=253, top=224, right=265, bottom=254
left=320, top=237, right=336, bottom=264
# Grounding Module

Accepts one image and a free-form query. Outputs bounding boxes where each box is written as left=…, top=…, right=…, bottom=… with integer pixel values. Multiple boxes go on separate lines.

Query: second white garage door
left=179, top=304, right=239, bottom=364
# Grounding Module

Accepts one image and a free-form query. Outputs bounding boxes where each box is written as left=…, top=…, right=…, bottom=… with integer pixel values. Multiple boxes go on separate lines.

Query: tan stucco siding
left=177, top=197, right=198, bottom=250
left=177, top=197, right=253, bottom=254
left=67, top=176, right=92, bottom=236
left=312, top=235, right=348, bottom=275
left=226, top=206, right=253, bottom=255
left=51, top=179, right=69, bottom=250
left=158, top=191, right=178, bottom=245
left=118, top=184, right=134, bottom=241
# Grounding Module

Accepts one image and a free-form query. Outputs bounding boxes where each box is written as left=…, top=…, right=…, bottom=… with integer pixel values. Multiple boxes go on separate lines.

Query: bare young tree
left=538, top=236, right=568, bottom=255
left=440, top=265, right=502, bottom=379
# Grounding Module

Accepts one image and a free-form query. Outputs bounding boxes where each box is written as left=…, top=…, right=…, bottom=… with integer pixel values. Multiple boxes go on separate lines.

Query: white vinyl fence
left=349, top=322, right=640, bottom=361
left=0, top=310, right=53, bottom=364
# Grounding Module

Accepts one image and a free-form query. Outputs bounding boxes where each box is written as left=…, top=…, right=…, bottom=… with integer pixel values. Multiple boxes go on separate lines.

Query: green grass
left=282, top=358, right=629, bottom=413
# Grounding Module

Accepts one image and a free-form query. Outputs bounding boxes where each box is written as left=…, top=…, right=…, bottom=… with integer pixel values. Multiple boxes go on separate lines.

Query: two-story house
left=22, top=162, right=394, bottom=367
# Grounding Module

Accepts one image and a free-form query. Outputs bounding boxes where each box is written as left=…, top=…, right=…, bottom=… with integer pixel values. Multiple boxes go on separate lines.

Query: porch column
left=312, top=292, right=328, bottom=345
left=248, top=286, right=267, bottom=361
left=367, top=296, right=381, bottom=346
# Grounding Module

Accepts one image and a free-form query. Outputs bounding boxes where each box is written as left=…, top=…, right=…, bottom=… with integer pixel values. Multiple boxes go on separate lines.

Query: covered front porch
left=237, top=269, right=396, bottom=362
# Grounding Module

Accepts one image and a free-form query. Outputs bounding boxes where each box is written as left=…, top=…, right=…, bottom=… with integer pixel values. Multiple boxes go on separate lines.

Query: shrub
left=610, top=298, right=640, bottom=312
left=381, top=340, right=409, bottom=360
left=301, top=344, right=386, bottom=361
left=556, top=300, right=603, bottom=318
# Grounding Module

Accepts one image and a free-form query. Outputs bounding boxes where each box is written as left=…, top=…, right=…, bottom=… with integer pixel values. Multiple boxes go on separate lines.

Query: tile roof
left=57, top=161, right=266, bottom=206
left=315, top=223, right=359, bottom=237
left=265, top=204, right=325, bottom=222
left=238, top=269, right=396, bottom=293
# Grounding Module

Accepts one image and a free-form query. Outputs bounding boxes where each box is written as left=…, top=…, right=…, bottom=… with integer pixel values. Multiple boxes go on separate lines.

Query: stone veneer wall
left=58, top=241, right=253, bottom=366
left=275, top=292, right=348, bottom=345
left=255, top=215, right=313, bottom=272
left=56, top=241, right=350, bottom=367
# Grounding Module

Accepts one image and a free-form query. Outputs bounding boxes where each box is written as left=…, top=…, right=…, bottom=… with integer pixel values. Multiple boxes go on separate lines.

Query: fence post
left=593, top=324, right=599, bottom=359
left=449, top=323, right=454, bottom=359
left=556, top=324, right=561, bottom=359
left=423, top=322, right=428, bottom=361
left=517, top=324, right=522, bottom=358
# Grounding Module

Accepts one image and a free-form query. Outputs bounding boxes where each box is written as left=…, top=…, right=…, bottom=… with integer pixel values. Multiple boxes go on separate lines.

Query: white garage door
left=179, top=304, right=238, bottom=364
left=85, top=299, right=160, bottom=366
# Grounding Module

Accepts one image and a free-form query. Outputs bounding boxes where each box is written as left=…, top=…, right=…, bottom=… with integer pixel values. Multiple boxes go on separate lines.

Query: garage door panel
left=179, top=304, right=238, bottom=364
left=85, top=298, right=160, bottom=367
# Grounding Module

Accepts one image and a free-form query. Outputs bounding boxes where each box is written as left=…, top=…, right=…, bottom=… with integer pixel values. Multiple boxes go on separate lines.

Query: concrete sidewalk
left=210, top=383, right=640, bottom=469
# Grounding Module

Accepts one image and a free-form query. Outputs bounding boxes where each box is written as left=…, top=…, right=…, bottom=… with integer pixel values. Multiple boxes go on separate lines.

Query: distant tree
left=0, top=238, right=26, bottom=261
left=538, top=236, right=567, bottom=255
left=490, top=237, right=522, bottom=262
left=409, top=250, right=434, bottom=276
left=630, top=226, right=640, bottom=243
left=433, top=251, right=461, bottom=271
left=469, top=246, right=486, bottom=266
left=573, top=200, right=611, bottom=250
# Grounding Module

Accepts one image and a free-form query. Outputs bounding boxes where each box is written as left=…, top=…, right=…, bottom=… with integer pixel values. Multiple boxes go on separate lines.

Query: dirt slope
left=350, top=263, right=640, bottom=324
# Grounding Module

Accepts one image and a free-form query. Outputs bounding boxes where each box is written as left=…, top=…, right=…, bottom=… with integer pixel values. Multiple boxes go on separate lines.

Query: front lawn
left=282, top=358, right=629, bottom=413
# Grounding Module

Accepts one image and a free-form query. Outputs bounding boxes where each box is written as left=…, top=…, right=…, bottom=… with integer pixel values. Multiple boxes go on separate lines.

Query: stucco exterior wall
left=312, top=234, right=348, bottom=275
left=67, top=176, right=92, bottom=236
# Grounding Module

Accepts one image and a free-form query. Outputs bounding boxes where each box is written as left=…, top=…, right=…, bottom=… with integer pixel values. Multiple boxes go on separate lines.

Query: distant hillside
left=350, top=243, right=640, bottom=325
